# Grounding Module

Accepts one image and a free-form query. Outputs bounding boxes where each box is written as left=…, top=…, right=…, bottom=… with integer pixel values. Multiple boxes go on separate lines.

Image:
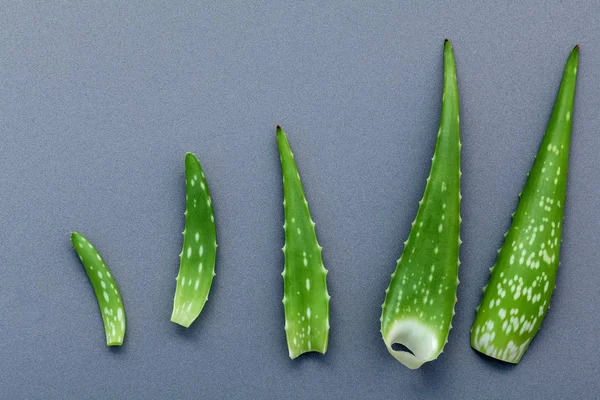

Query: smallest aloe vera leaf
left=171, top=152, right=217, bottom=328
left=71, top=232, right=126, bottom=346
left=380, top=39, right=461, bottom=369
left=277, top=126, right=330, bottom=359
left=471, top=46, right=579, bottom=363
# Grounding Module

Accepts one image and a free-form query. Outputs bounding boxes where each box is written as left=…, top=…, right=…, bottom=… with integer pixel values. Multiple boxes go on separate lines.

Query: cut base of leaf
left=170, top=313, right=196, bottom=328
left=471, top=338, right=529, bottom=364
left=383, top=319, right=441, bottom=369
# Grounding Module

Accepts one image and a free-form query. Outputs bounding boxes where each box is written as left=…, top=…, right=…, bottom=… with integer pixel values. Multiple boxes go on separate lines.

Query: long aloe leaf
left=277, top=126, right=330, bottom=359
left=380, top=39, right=461, bottom=369
left=471, top=46, right=579, bottom=363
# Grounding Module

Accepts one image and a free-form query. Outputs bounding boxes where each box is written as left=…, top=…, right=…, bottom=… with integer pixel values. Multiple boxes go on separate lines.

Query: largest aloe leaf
left=471, top=46, right=579, bottom=363
left=380, top=39, right=461, bottom=369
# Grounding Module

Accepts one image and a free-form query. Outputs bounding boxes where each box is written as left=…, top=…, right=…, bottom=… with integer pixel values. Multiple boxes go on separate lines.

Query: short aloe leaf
left=277, top=126, right=330, bottom=359
left=471, top=46, right=579, bottom=363
left=71, top=232, right=126, bottom=346
left=380, top=40, right=461, bottom=369
left=171, top=152, right=217, bottom=328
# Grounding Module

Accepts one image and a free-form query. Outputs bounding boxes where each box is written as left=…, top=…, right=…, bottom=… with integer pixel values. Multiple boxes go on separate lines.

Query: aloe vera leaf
left=277, top=126, right=330, bottom=359
left=471, top=46, right=579, bottom=364
left=171, top=152, right=217, bottom=328
left=71, top=232, right=126, bottom=346
left=380, top=39, right=461, bottom=369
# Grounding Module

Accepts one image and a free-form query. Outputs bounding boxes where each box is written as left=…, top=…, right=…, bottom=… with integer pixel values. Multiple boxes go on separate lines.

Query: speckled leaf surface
left=171, top=153, right=217, bottom=328
left=71, top=232, right=126, bottom=346
left=277, top=126, right=330, bottom=359
left=471, top=46, right=579, bottom=363
left=380, top=40, right=461, bottom=369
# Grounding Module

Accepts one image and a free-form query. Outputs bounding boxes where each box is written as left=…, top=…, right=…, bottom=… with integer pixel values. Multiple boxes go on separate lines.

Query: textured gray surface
left=1, top=1, right=599, bottom=399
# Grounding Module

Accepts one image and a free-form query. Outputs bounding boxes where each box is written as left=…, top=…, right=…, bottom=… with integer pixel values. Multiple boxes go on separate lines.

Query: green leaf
left=471, top=46, right=579, bottom=363
left=381, top=39, right=461, bottom=369
left=277, top=126, right=330, bottom=359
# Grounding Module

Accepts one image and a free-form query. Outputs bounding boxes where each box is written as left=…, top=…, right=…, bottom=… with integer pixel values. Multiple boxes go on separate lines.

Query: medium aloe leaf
left=277, top=126, right=330, bottom=359
left=171, top=153, right=217, bottom=328
left=471, top=46, right=579, bottom=363
left=380, top=39, right=462, bottom=369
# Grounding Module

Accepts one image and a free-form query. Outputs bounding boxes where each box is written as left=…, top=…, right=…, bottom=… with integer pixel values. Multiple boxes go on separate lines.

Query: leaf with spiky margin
left=71, top=232, right=126, bottom=346
left=471, top=46, right=579, bottom=364
left=171, top=153, right=217, bottom=328
left=380, top=39, right=461, bottom=369
left=277, top=126, right=330, bottom=359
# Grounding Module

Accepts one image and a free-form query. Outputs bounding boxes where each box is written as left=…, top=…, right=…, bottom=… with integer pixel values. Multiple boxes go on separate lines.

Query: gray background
left=0, top=1, right=598, bottom=399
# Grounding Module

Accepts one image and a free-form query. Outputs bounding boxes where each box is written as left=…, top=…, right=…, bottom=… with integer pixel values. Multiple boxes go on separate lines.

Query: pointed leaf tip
left=276, top=125, right=287, bottom=142
left=185, top=152, right=198, bottom=163
left=185, top=152, right=201, bottom=172
left=570, top=45, right=579, bottom=58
